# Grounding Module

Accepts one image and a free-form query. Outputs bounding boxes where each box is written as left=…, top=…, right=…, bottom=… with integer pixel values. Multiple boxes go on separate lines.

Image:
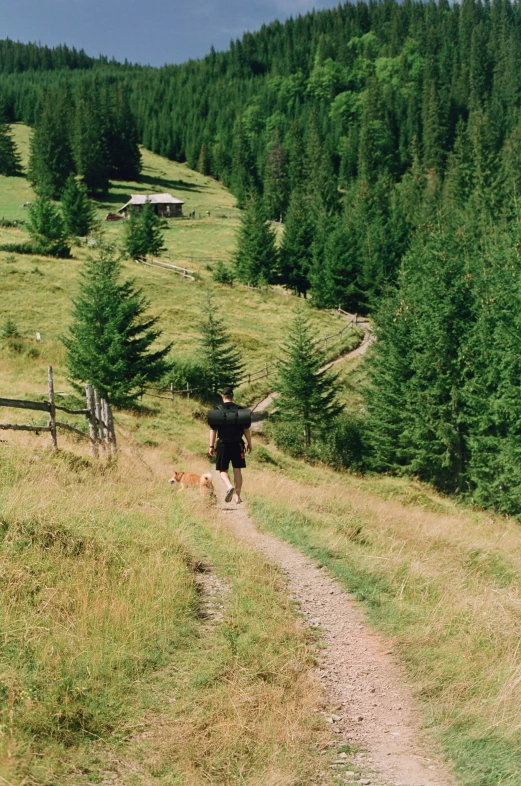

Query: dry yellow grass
left=0, top=429, right=332, bottom=785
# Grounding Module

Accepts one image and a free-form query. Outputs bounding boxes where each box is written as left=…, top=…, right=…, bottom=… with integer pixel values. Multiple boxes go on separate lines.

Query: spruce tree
left=198, top=293, right=244, bottom=395
left=310, top=217, right=364, bottom=311
left=61, top=176, right=96, bottom=237
left=0, top=106, right=22, bottom=176
left=73, top=92, right=110, bottom=195
left=64, top=248, right=172, bottom=407
left=124, top=201, right=164, bottom=261
left=28, top=97, right=74, bottom=198
left=275, top=309, right=342, bottom=447
left=234, top=195, right=278, bottom=285
left=263, top=128, right=289, bottom=220
left=104, top=85, right=142, bottom=181
left=27, top=197, right=70, bottom=258
left=279, top=190, right=317, bottom=296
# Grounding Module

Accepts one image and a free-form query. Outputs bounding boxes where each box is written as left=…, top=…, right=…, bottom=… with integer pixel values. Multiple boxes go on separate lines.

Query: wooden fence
left=0, top=367, right=116, bottom=458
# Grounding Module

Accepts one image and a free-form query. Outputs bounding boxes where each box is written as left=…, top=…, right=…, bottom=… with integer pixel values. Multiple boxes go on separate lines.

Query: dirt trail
left=251, top=315, right=374, bottom=431
left=213, top=472, right=455, bottom=786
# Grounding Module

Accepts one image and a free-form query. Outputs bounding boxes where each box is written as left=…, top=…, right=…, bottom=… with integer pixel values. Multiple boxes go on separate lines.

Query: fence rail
left=0, top=367, right=116, bottom=457
left=135, top=257, right=196, bottom=281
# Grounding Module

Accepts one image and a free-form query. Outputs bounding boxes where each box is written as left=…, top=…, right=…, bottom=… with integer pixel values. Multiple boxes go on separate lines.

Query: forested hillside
left=2, top=1, right=521, bottom=303
left=4, top=1, right=521, bottom=513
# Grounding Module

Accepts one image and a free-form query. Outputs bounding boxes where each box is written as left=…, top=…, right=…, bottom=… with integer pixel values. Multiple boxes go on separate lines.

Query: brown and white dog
left=169, top=470, right=214, bottom=496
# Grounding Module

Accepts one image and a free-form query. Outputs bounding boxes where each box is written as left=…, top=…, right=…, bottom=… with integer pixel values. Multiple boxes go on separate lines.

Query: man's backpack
left=207, top=405, right=252, bottom=442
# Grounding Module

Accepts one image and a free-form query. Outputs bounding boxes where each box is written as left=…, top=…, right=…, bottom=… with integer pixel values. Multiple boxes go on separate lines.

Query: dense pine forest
left=3, top=0, right=521, bottom=513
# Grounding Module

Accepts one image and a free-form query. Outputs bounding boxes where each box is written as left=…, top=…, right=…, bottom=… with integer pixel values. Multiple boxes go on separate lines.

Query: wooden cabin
left=118, top=193, right=184, bottom=218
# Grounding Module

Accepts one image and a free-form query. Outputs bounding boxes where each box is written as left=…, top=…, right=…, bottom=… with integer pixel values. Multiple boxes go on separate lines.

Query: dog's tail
left=200, top=472, right=213, bottom=487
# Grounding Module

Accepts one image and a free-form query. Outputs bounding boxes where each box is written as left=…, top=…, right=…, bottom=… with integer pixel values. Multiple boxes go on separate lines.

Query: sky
left=0, top=0, right=343, bottom=67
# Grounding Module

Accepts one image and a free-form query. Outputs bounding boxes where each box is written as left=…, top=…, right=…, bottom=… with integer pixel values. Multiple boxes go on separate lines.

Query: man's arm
left=209, top=428, right=217, bottom=456
left=244, top=427, right=252, bottom=453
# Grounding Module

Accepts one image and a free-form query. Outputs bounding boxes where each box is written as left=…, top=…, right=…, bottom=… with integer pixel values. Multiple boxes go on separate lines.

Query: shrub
left=272, top=413, right=366, bottom=471
left=1, top=318, right=20, bottom=339
left=168, top=357, right=208, bottom=395
left=307, top=414, right=366, bottom=472
left=0, top=244, right=35, bottom=255
left=212, top=260, right=235, bottom=285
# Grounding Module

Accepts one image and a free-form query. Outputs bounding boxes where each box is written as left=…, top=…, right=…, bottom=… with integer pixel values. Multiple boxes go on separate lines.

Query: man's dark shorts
left=215, top=441, right=246, bottom=471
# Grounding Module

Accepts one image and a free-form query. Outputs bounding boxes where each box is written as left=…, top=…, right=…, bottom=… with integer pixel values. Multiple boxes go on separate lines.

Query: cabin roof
left=118, top=193, right=184, bottom=212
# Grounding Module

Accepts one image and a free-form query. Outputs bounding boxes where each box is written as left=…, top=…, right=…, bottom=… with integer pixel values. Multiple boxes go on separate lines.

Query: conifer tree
left=104, top=85, right=142, bottom=180
left=73, top=92, right=110, bottom=195
left=197, top=142, right=210, bottom=175
left=28, top=97, right=74, bottom=198
left=0, top=105, right=22, bottom=176
left=279, top=190, right=317, bottom=296
left=231, top=118, right=258, bottom=207
left=310, top=217, right=364, bottom=311
left=64, top=248, right=172, bottom=407
left=124, top=201, right=165, bottom=261
left=263, top=128, right=289, bottom=220
left=234, top=195, right=278, bottom=285
left=367, top=226, right=472, bottom=492
left=61, top=176, right=96, bottom=237
left=27, top=196, right=70, bottom=258
left=275, top=309, right=342, bottom=447
left=198, top=293, right=244, bottom=395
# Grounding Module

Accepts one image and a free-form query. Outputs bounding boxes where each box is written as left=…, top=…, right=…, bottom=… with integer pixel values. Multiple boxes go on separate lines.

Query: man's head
left=221, top=385, right=234, bottom=401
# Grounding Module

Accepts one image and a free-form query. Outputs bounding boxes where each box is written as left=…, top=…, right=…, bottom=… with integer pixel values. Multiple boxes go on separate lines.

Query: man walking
left=209, top=386, right=252, bottom=504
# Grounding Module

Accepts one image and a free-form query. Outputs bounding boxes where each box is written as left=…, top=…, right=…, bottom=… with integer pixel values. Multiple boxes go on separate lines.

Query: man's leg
left=233, top=468, right=243, bottom=503
left=219, top=470, right=233, bottom=492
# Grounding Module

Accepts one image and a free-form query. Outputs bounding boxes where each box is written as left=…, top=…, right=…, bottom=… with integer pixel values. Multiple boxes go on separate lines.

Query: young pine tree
left=61, top=176, right=96, bottom=237
left=275, top=309, right=342, bottom=447
left=27, top=197, right=70, bottom=258
left=234, top=195, right=278, bottom=285
left=64, top=249, right=172, bottom=407
left=124, top=201, right=165, bottom=261
left=198, top=293, right=244, bottom=395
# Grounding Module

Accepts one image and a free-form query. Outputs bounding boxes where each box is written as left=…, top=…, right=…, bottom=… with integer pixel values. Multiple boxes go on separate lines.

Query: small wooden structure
left=118, top=194, right=184, bottom=218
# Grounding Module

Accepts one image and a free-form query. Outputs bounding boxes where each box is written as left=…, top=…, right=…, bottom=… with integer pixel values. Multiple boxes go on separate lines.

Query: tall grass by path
left=245, top=453, right=521, bottom=786
left=0, top=435, right=332, bottom=785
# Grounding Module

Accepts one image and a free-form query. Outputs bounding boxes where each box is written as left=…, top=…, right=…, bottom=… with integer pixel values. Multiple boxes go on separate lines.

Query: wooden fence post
left=170, top=382, right=174, bottom=402
left=186, top=382, right=190, bottom=400
left=101, top=399, right=110, bottom=452
left=85, top=385, right=98, bottom=458
left=94, top=389, right=105, bottom=451
left=48, top=366, right=58, bottom=451
left=107, top=402, right=117, bottom=456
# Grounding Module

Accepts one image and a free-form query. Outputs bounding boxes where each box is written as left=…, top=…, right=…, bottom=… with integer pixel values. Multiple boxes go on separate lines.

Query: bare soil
left=214, top=472, right=456, bottom=786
